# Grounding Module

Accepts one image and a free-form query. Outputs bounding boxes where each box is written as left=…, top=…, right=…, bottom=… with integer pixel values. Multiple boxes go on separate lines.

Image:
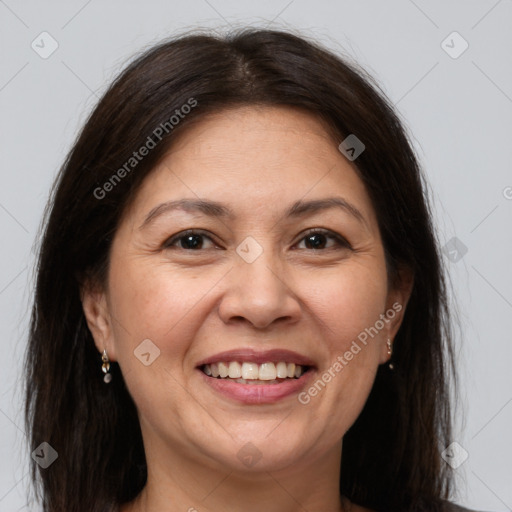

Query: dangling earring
left=101, top=349, right=112, bottom=383
left=387, top=338, right=394, bottom=370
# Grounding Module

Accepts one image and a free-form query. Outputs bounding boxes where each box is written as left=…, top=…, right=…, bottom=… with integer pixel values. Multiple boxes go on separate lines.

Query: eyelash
left=163, top=228, right=351, bottom=252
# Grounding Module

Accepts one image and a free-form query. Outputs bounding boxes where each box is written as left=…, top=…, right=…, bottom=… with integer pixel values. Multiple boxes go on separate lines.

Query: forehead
left=166, top=105, right=341, bottom=175
left=125, top=106, right=377, bottom=226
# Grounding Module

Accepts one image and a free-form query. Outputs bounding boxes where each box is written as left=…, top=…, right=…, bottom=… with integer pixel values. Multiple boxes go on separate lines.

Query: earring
left=387, top=338, right=394, bottom=370
left=101, top=349, right=112, bottom=383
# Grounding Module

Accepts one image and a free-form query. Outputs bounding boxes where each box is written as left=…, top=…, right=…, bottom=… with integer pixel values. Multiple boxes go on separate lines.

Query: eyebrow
left=286, top=197, right=366, bottom=225
left=140, top=199, right=234, bottom=229
left=139, top=197, right=366, bottom=229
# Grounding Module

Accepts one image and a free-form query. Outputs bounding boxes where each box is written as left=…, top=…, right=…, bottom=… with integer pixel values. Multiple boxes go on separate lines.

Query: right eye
left=163, top=230, right=218, bottom=251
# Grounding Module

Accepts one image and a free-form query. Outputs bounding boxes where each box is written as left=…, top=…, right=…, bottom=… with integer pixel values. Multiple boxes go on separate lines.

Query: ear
left=80, top=282, right=117, bottom=361
left=379, top=266, right=414, bottom=364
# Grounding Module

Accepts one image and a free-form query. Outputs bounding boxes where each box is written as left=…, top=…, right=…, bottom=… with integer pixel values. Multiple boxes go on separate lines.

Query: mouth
left=196, top=348, right=316, bottom=404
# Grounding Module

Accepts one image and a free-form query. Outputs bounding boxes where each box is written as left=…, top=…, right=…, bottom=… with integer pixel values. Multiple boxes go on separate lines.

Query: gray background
left=1, top=0, right=511, bottom=510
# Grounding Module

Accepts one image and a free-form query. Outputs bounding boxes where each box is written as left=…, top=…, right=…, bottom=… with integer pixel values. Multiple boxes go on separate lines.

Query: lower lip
left=198, top=368, right=315, bottom=404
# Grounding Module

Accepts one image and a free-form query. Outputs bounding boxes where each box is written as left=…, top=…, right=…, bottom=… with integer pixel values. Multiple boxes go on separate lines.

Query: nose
left=217, top=252, right=301, bottom=330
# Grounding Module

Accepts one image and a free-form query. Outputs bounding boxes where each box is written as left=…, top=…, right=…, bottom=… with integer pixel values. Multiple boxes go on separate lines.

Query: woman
left=25, top=29, right=477, bottom=512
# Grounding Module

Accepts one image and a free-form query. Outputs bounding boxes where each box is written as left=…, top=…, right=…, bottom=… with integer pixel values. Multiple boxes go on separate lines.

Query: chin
left=206, top=429, right=314, bottom=473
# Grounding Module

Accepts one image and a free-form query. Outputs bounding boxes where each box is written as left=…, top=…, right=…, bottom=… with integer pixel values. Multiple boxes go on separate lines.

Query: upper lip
left=196, top=348, right=316, bottom=368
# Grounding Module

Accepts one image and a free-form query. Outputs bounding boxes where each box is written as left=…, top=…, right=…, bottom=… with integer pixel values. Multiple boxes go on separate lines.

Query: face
left=83, top=106, right=411, bottom=476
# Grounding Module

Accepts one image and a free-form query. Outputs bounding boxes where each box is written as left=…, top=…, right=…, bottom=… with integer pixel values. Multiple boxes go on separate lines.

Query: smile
left=201, top=361, right=308, bottom=383
left=196, top=349, right=316, bottom=404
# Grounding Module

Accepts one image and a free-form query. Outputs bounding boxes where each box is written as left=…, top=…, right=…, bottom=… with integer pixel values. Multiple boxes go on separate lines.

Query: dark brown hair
left=25, top=28, right=456, bottom=512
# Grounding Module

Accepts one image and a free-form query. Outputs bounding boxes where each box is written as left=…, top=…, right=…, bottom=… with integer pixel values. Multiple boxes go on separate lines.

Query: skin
left=82, top=106, right=413, bottom=512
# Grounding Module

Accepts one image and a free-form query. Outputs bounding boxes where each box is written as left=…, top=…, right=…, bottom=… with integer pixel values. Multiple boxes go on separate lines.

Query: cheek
left=107, top=256, right=225, bottom=359
left=300, top=263, right=388, bottom=351
left=106, top=258, right=217, bottom=426
left=294, top=264, right=387, bottom=428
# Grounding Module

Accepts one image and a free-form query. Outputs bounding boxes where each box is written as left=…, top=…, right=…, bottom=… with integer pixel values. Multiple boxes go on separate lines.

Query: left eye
left=295, top=230, right=349, bottom=250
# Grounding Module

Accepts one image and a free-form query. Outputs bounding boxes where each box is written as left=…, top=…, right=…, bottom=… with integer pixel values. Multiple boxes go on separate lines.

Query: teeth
left=202, top=361, right=307, bottom=381
left=258, top=362, right=277, bottom=380
left=218, top=362, right=229, bottom=378
left=228, top=361, right=242, bottom=378
left=235, top=378, right=282, bottom=385
left=276, top=361, right=288, bottom=378
left=241, top=362, right=259, bottom=380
